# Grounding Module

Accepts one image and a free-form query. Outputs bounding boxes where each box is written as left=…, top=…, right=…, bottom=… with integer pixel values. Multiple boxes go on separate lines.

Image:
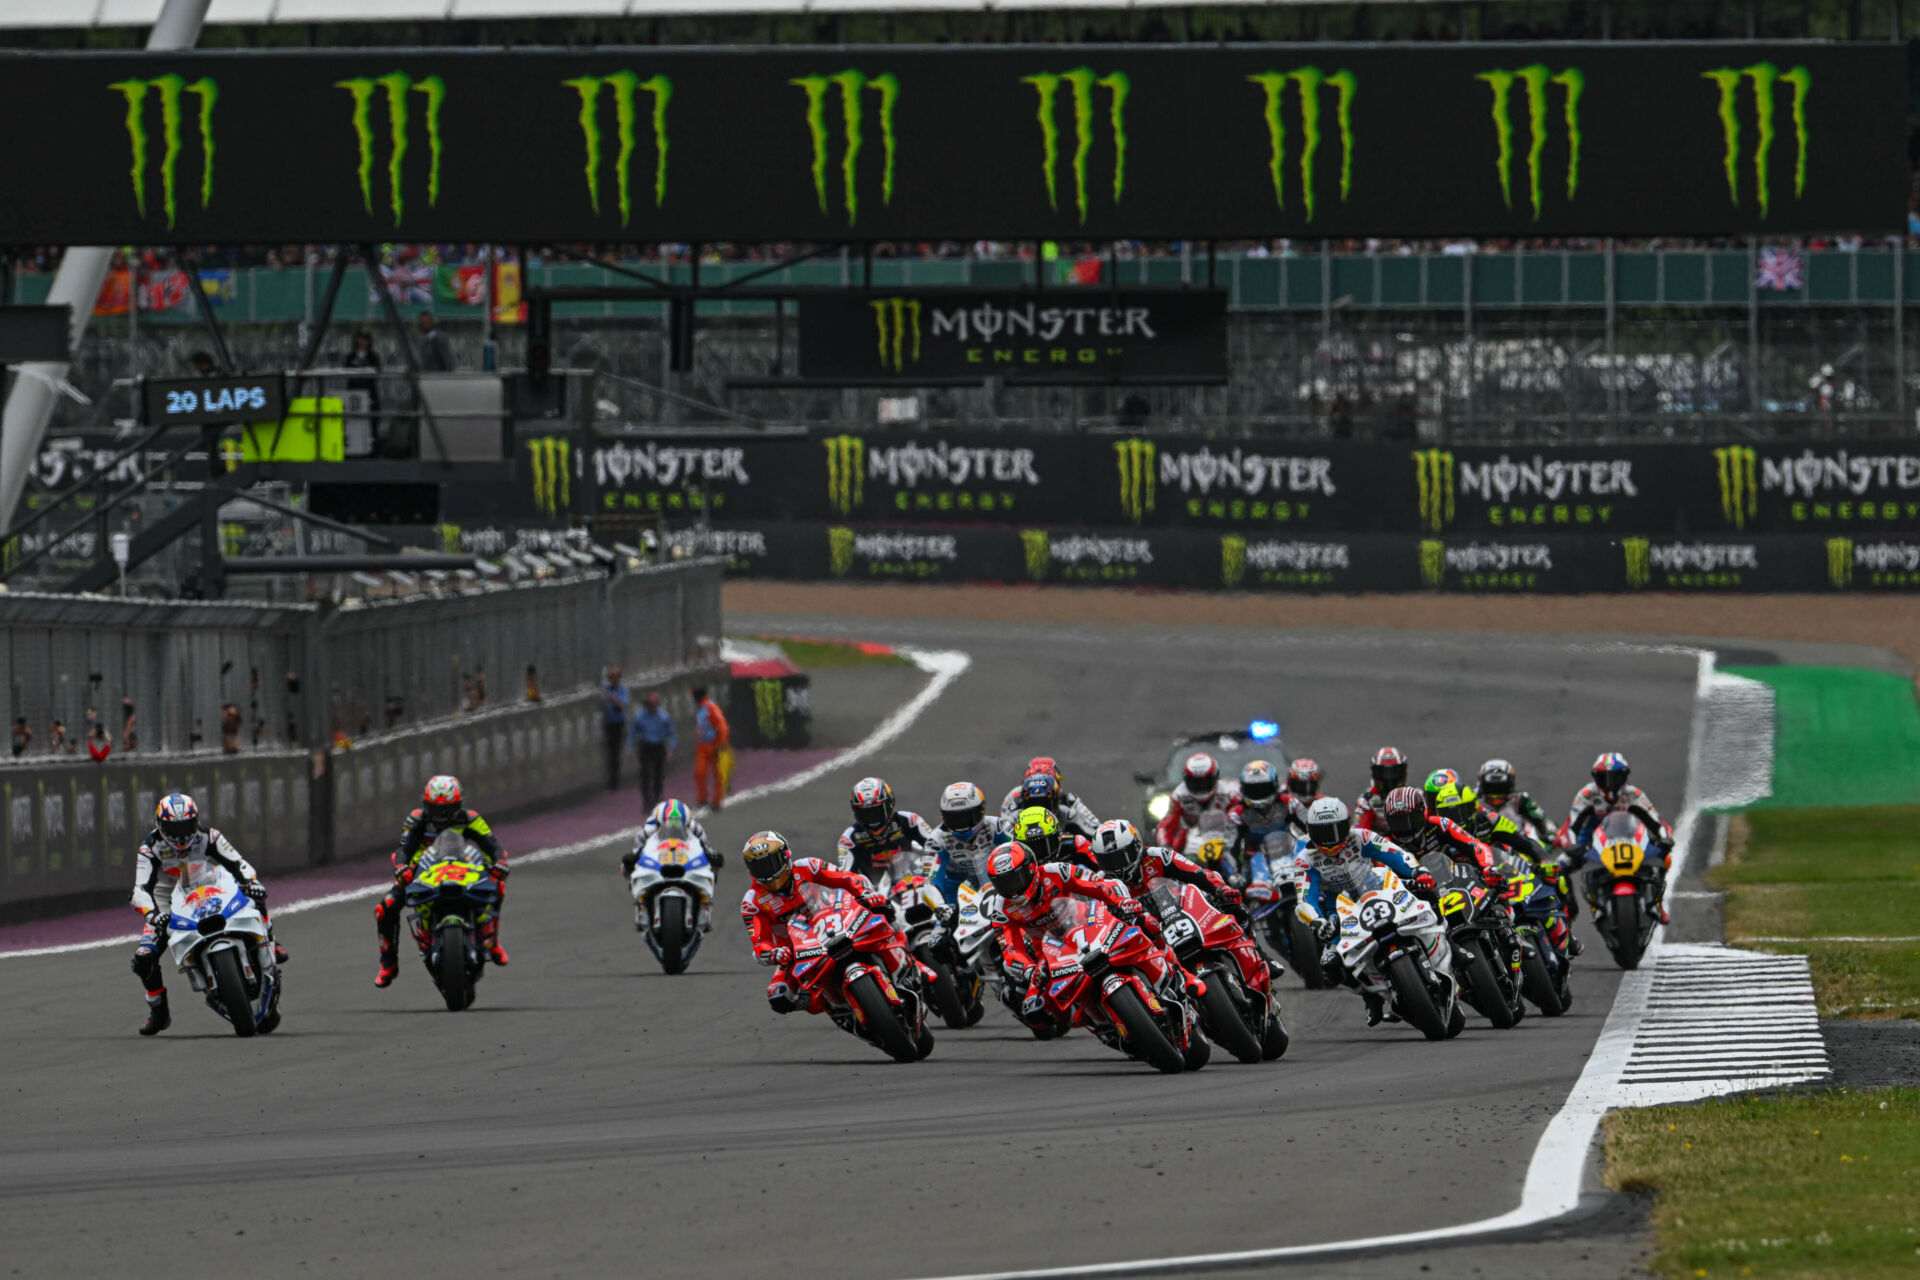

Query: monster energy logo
left=828, top=526, right=856, bottom=577
left=1827, top=536, right=1854, bottom=588
left=109, top=74, right=217, bottom=229
left=336, top=73, right=446, bottom=227
left=1702, top=62, right=1810, bottom=218
left=1712, top=445, right=1760, bottom=530
left=753, top=678, right=786, bottom=741
left=1623, top=538, right=1651, bottom=590
left=563, top=71, right=672, bottom=225
left=527, top=436, right=571, bottom=517
left=1113, top=438, right=1156, bottom=523
left=1221, top=535, right=1247, bottom=589
left=1022, top=68, right=1130, bottom=225
left=870, top=298, right=922, bottom=373
left=1477, top=65, right=1583, bottom=220
left=1419, top=539, right=1447, bottom=589
left=791, top=70, right=898, bottom=226
left=1246, top=67, right=1355, bottom=221
left=1412, top=449, right=1456, bottom=532
left=1021, top=530, right=1050, bottom=582
left=824, top=435, right=866, bottom=516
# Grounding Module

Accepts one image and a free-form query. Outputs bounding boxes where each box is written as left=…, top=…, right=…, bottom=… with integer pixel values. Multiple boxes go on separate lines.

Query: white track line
left=0, top=647, right=971, bottom=963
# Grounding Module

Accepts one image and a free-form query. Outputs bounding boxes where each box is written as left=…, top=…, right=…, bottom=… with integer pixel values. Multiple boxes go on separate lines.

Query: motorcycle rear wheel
left=1385, top=951, right=1448, bottom=1041
left=1520, top=943, right=1567, bottom=1017
left=654, top=895, right=690, bottom=975
left=1609, top=895, right=1646, bottom=970
left=847, top=972, right=921, bottom=1063
left=210, top=948, right=257, bottom=1038
left=437, top=921, right=472, bottom=1011
left=1461, top=939, right=1519, bottom=1029
left=1107, top=986, right=1187, bottom=1074
left=1199, top=971, right=1264, bottom=1064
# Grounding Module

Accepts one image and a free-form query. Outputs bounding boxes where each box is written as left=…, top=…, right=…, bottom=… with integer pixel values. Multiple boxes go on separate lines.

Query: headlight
left=1146, top=793, right=1172, bottom=822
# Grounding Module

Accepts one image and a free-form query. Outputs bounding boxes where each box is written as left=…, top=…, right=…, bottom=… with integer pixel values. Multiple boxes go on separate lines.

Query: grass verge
left=769, top=637, right=912, bottom=670
left=1604, top=1088, right=1920, bottom=1279
left=1714, top=806, right=1920, bottom=1020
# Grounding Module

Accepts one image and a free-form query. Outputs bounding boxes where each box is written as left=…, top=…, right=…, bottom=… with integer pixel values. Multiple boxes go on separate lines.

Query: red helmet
left=1382, top=786, right=1428, bottom=843
left=1183, top=752, right=1220, bottom=797
left=1025, top=756, right=1060, bottom=783
left=1369, top=747, right=1408, bottom=794
left=423, top=775, right=462, bottom=826
left=1287, top=758, right=1323, bottom=800
left=850, top=776, right=895, bottom=831
left=987, top=841, right=1041, bottom=903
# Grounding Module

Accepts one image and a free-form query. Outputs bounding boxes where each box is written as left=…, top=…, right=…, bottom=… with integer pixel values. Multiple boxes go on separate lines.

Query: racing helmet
left=939, top=782, right=986, bottom=834
left=1305, top=796, right=1351, bottom=852
left=1019, top=770, right=1062, bottom=812
left=650, top=799, right=692, bottom=836
left=423, top=775, right=462, bottom=827
left=742, top=831, right=794, bottom=891
left=987, top=841, right=1041, bottom=904
left=1092, top=819, right=1146, bottom=883
left=1370, top=746, right=1409, bottom=794
left=1183, top=752, right=1220, bottom=798
left=1422, top=769, right=1462, bottom=805
left=1591, top=752, right=1631, bottom=801
left=1287, top=758, right=1324, bottom=800
left=1024, top=756, right=1061, bottom=785
left=1477, top=759, right=1517, bottom=808
left=1012, top=806, right=1062, bottom=861
left=1238, top=760, right=1281, bottom=814
left=1382, top=786, right=1428, bottom=843
left=850, top=777, right=895, bottom=832
left=155, top=793, right=200, bottom=851
left=1431, top=780, right=1479, bottom=826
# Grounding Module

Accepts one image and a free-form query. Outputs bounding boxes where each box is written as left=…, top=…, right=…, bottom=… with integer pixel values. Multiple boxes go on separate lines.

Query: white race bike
left=1331, top=867, right=1464, bottom=1041
left=164, top=858, right=282, bottom=1037
left=628, top=831, right=716, bottom=975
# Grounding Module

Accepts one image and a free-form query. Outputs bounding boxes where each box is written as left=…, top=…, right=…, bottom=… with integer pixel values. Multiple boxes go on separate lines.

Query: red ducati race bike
left=1142, top=878, right=1288, bottom=1063
left=1030, top=897, right=1209, bottom=1074
left=786, top=880, right=934, bottom=1063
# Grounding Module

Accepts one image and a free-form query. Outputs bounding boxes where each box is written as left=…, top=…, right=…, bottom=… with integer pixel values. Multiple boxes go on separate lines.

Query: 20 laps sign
left=143, top=374, right=285, bottom=426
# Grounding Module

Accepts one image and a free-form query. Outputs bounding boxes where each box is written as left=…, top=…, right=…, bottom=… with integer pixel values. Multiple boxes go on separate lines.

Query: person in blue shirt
left=600, top=666, right=630, bottom=791
left=629, top=690, right=676, bottom=811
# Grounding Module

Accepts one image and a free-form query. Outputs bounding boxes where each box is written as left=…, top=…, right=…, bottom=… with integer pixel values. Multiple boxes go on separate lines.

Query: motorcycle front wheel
left=1106, top=985, right=1186, bottom=1074
left=1199, top=970, right=1264, bottom=1063
left=653, top=893, right=690, bottom=975
left=847, top=972, right=921, bottom=1063
left=1520, top=941, right=1567, bottom=1016
left=1460, top=938, right=1519, bottom=1029
left=209, top=948, right=257, bottom=1038
left=1384, top=950, right=1448, bottom=1041
left=437, top=921, right=472, bottom=1011
left=1609, top=894, right=1646, bottom=970
left=916, top=945, right=970, bottom=1029
left=1289, top=916, right=1332, bottom=988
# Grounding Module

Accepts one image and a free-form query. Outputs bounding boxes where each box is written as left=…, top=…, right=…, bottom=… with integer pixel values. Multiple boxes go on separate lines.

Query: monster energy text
left=792, top=70, right=898, bottom=226
left=336, top=72, right=446, bottom=227
left=1477, top=64, right=1583, bottom=220
left=563, top=71, right=672, bottom=225
left=1023, top=68, right=1130, bottom=225
left=110, top=74, right=217, bottom=229
left=1702, top=62, right=1811, bottom=218
left=1246, top=66, right=1356, bottom=221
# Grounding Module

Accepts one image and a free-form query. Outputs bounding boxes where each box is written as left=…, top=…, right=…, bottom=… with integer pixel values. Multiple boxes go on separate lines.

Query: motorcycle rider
left=1380, top=787, right=1524, bottom=978
left=1295, top=796, right=1434, bottom=1026
left=1225, top=759, right=1296, bottom=904
left=926, top=781, right=1007, bottom=902
left=836, top=776, right=935, bottom=882
left=1426, top=771, right=1546, bottom=862
left=1557, top=752, right=1677, bottom=925
left=740, top=830, right=915, bottom=1022
left=1352, top=746, right=1410, bottom=833
left=620, top=799, right=725, bottom=933
left=1153, top=751, right=1237, bottom=850
left=130, top=793, right=280, bottom=1037
left=1091, top=818, right=1246, bottom=916
left=1477, top=760, right=1555, bottom=845
left=1010, top=804, right=1100, bottom=874
left=997, top=756, right=1100, bottom=838
left=375, top=775, right=508, bottom=988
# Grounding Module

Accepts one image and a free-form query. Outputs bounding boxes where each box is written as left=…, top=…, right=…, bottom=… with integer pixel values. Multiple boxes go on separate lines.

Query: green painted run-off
left=1723, top=664, right=1920, bottom=809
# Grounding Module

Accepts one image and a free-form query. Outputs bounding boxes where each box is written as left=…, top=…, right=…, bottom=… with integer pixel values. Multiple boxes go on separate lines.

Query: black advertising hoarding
left=0, top=43, right=1903, bottom=245
left=796, top=291, right=1229, bottom=384
left=1701, top=445, right=1920, bottom=534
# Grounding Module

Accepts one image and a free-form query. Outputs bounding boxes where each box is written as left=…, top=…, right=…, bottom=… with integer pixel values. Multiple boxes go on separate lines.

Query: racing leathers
left=1351, top=784, right=1392, bottom=834
left=1226, top=795, right=1309, bottom=903
left=1293, top=829, right=1426, bottom=934
left=1487, top=790, right=1555, bottom=845
left=997, top=785, right=1100, bottom=839
left=131, top=827, right=271, bottom=1032
left=837, top=809, right=936, bottom=883
left=1153, top=779, right=1238, bottom=852
left=1396, top=814, right=1524, bottom=976
left=623, top=810, right=716, bottom=871
left=1558, top=783, right=1676, bottom=920
left=376, top=807, right=508, bottom=983
left=742, top=857, right=914, bottom=1016
left=926, top=813, right=1010, bottom=901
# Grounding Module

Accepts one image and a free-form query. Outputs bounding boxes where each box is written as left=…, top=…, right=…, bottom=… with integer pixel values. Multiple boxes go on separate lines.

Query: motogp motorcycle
left=1500, top=850, right=1573, bottom=1016
left=1249, top=837, right=1332, bottom=988
left=1429, top=856, right=1524, bottom=1030
left=785, top=880, right=933, bottom=1063
left=1143, top=878, right=1287, bottom=1063
left=875, top=854, right=984, bottom=1030
left=1580, top=812, right=1663, bottom=970
left=1030, top=896, right=1209, bottom=1074
left=163, top=857, right=282, bottom=1036
left=1332, top=867, right=1464, bottom=1041
left=628, top=830, right=716, bottom=975
left=404, top=830, right=501, bottom=1011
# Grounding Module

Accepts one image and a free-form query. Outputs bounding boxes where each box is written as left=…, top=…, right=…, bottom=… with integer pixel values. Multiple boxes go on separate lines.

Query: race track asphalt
left=0, top=618, right=1697, bottom=1280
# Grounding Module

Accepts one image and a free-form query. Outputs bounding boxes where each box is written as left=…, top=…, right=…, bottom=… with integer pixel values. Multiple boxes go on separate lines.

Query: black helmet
left=1383, top=786, right=1428, bottom=843
left=987, top=841, right=1041, bottom=903
left=1092, top=819, right=1145, bottom=883
left=742, top=831, right=794, bottom=891
left=1478, top=759, right=1517, bottom=808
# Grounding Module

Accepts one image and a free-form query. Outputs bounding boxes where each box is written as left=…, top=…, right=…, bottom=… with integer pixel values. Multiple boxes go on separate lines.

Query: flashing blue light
left=1248, top=719, right=1281, bottom=742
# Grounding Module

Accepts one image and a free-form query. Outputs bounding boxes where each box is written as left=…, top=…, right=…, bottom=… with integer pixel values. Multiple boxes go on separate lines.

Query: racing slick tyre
left=654, top=893, right=691, bottom=975
left=1199, top=974, right=1265, bottom=1064
left=848, top=972, right=921, bottom=1063
left=1444, top=995, right=1467, bottom=1038
left=1520, top=944, right=1567, bottom=1017
left=437, top=921, right=472, bottom=1012
left=1462, top=941, right=1519, bottom=1029
left=1385, top=951, right=1448, bottom=1041
left=916, top=946, right=970, bottom=1030
left=1260, top=1009, right=1289, bottom=1061
left=209, top=948, right=257, bottom=1037
left=1182, top=1027, right=1212, bottom=1072
left=914, top=1022, right=936, bottom=1060
left=1107, top=985, right=1187, bottom=1074
left=1289, top=917, right=1332, bottom=988
left=1609, top=896, right=1647, bottom=971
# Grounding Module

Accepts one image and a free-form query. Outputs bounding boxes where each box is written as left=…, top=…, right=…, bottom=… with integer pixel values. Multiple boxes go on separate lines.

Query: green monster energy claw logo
left=1022, top=68, right=1130, bottom=225
left=1827, top=537, right=1854, bottom=588
left=527, top=436, right=571, bottom=517
left=753, top=678, right=786, bottom=740
left=1419, top=539, right=1447, bottom=589
left=1246, top=66, right=1356, bottom=221
left=439, top=523, right=462, bottom=554
left=1476, top=65, right=1583, bottom=220
left=109, top=74, right=218, bottom=229
left=824, top=436, right=866, bottom=517
left=1712, top=445, right=1759, bottom=530
left=870, top=298, right=922, bottom=373
left=791, top=70, right=898, bottom=226
left=336, top=72, right=446, bottom=227
left=828, top=526, right=856, bottom=577
left=1702, top=62, right=1810, bottom=218
left=1412, top=449, right=1456, bottom=533
left=1021, top=530, right=1050, bottom=582
left=1623, top=538, right=1651, bottom=590
left=1221, top=535, right=1247, bottom=589
left=563, top=71, right=672, bottom=226
left=1113, top=438, right=1156, bottom=523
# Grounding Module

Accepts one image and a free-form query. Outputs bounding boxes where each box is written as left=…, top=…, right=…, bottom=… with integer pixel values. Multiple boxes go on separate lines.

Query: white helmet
left=1305, top=796, right=1351, bottom=851
left=939, top=781, right=986, bottom=833
left=1091, top=818, right=1145, bottom=882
